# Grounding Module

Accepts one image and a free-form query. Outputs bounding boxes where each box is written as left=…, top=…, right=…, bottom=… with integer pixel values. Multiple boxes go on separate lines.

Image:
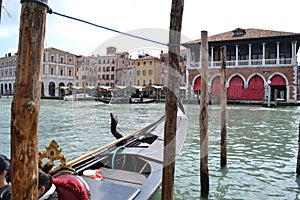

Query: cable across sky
left=20, top=0, right=178, bottom=47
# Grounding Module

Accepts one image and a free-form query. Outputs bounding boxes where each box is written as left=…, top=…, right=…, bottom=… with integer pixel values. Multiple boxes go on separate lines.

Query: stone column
left=235, top=45, right=239, bottom=66
left=211, top=46, right=214, bottom=67
left=262, top=43, right=266, bottom=66
left=276, top=42, right=280, bottom=65
left=292, top=41, right=297, bottom=65
left=248, top=44, right=252, bottom=66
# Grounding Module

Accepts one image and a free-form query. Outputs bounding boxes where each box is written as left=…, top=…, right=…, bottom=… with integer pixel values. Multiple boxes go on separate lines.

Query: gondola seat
left=53, top=174, right=90, bottom=200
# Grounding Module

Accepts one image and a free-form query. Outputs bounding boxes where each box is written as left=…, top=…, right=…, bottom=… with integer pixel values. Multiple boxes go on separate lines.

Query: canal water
left=1, top=98, right=300, bottom=199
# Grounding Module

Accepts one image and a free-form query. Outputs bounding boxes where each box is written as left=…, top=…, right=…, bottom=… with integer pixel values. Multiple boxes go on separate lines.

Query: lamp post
left=267, top=80, right=271, bottom=107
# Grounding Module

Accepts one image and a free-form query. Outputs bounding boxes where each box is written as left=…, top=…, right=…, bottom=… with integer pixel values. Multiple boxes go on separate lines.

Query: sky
left=1, top=0, right=300, bottom=58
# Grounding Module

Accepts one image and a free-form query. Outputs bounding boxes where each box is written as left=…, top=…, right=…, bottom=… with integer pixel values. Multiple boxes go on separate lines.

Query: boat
left=95, top=89, right=113, bottom=104
left=129, top=97, right=157, bottom=104
left=38, top=102, right=187, bottom=200
left=129, top=94, right=157, bottom=104
left=64, top=93, right=94, bottom=101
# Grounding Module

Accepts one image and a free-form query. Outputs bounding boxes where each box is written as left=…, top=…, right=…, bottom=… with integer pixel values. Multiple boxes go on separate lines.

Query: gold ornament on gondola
left=38, top=140, right=67, bottom=170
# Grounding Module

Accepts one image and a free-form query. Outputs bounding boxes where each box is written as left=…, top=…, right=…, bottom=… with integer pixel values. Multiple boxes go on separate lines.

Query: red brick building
left=183, top=28, right=300, bottom=103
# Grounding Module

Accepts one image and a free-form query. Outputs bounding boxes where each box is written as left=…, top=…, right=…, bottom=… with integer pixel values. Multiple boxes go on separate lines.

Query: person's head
left=38, top=169, right=52, bottom=198
left=0, top=154, right=10, bottom=184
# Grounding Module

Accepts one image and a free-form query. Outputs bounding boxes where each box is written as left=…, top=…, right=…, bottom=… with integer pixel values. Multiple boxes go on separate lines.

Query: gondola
left=95, top=89, right=113, bottom=104
left=39, top=102, right=187, bottom=200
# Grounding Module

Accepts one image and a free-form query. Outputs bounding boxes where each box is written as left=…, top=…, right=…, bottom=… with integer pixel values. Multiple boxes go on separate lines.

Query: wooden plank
left=200, top=30, right=209, bottom=197
left=10, top=1, right=47, bottom=199
left=162, top=0, right=184, bottom=199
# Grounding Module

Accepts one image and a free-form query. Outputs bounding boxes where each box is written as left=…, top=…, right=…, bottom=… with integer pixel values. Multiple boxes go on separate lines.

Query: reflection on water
left=1, top=99, right=300, bottom=199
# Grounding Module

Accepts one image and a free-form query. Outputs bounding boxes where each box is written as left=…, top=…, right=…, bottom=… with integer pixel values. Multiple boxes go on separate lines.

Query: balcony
left=190, top=58, right=294, bottom=69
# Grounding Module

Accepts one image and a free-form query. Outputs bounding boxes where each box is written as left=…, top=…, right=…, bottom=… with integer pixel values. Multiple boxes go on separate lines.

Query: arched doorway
left=211, top=76, right=221, bottom=103
left=270, top=75, right=286, bottom=101
left=49, top=82, right=55, bottom=97
left=193, top=76, right=201, bottom=103
left=227, top=76, right=245, bottom=100
left=247, top=75, right=264, bottom=100
left=41, top=82, right=45, bottom=98
left=59, top=82, right=65, bottom=99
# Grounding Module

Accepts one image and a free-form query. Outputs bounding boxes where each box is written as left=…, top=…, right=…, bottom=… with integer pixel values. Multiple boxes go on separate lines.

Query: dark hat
left=0, top=154, right=11, bottom=182
left=0, top=154, right=10, bottom=172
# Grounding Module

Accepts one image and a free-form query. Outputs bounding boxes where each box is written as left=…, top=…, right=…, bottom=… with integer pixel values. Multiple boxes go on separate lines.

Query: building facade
left=134, top=55, right=161, bottom=86
left=0, top=48, right=76, bottom=98
left=0, top=53, right=17, bottom=96
left=183, top=28, right=300, bottom=103
left=43, top=47, right=76, bottom=98
left=75, top=47, right=133, bottom=88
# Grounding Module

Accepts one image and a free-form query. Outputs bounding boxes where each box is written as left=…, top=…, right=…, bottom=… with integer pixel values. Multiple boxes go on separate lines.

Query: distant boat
left=95, top=88, right=113, bottom=104
left=63, top=93, right=94, bottom=101
left=129, top=96, right=157, bottom=104
left=39, top=102, right=187, bottom=200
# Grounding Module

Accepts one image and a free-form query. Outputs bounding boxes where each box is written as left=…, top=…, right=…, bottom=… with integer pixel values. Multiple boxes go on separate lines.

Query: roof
left=183, top=28, right=300, bottom=44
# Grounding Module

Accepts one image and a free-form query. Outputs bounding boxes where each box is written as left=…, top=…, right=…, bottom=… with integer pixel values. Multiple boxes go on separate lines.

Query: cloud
left=0, top=26, right=18, bottom=38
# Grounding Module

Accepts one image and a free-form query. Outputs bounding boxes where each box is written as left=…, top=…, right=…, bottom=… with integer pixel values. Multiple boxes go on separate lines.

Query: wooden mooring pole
left=161, top=0, right=184, bottom=199
left=200, top=31, right=209, bottom=197
left=296, top=121, right=300, bottom=175
left=220, top=46, right=227, bottom=167
left=0, top=0, right=2, bottom=22
left=10, top=1, right=47, bottom=199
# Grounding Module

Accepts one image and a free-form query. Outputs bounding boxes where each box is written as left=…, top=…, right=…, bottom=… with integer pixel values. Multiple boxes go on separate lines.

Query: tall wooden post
left=10, top=1, right=47, bottom=199
left=296, top=121, right=300, bottom=175
left=0, top=0, right=2, bottom=22
left=200, top=31, right=209, bottom=197
left=220, top=46, right=227, bottom=167
left=161, top=0, right=184, bottom=199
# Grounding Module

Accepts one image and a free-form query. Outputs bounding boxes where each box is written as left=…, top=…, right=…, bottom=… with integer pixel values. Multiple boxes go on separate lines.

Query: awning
left=150, top=85, right=164, bottom=89
left=84, top=86, right=96, bottom=90
left=59, top=86, right=69, bottom=90
left=113, top=85, right=128, bottom=90
left=71, top=86, right=82, bottom=90
left=97, top=86, right=111, bottom=90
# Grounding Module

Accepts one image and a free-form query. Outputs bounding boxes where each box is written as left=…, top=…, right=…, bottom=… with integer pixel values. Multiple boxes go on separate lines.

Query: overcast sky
left=1, top=0, right=300, bottom=57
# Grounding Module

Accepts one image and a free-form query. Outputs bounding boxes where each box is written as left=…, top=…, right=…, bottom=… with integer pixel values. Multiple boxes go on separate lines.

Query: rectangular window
left=60, top=57, right=64, bottom=63
left=143, top=79, right=146, bottom=85
left=102, top=75, right=105, bottom=80
left=143, top=70, right=147, bottom=76
left=137, top=80, right=140, bottom=86
left=50, top=55, right=54, bottom=62
left=106, top=75, right=109, bottom=80
left=149, top=70, right=153, bottom=76
left=136, top=70, right=141, bottom=76
left=111, top=75, right=114, bottom=80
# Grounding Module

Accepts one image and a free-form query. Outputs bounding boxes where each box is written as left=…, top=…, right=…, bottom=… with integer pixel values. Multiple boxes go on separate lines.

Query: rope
left=20, top=0, right=180, bottom=47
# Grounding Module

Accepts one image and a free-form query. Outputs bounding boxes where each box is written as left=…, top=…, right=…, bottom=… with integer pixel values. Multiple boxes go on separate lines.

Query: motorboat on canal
left=39, top=102, right=187, bottom=200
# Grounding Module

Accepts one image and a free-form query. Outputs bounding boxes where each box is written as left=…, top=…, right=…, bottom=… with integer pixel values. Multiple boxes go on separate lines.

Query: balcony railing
left=190, top=58, right=294, bottom=68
